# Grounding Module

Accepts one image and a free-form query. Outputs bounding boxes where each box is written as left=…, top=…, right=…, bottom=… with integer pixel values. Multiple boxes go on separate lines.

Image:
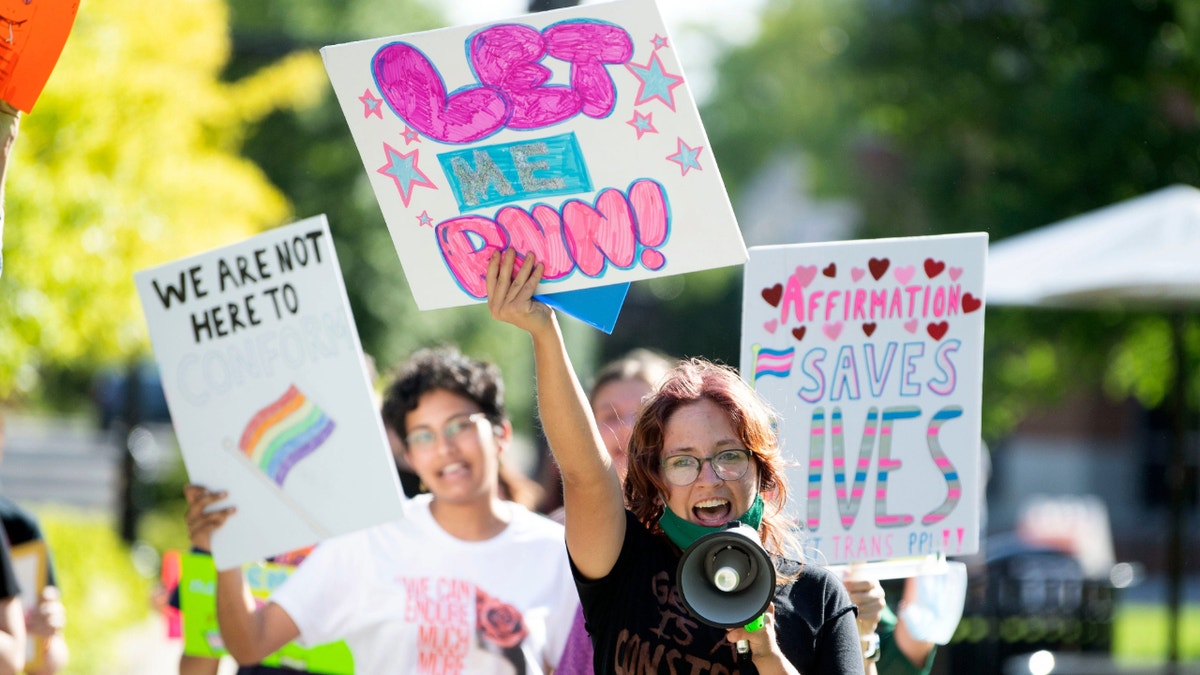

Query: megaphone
left=676, top=522, right=776, bottom=631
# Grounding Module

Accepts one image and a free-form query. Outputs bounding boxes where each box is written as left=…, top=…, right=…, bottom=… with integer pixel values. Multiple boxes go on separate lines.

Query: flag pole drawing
left=231, top=385, right=336, bottom=537
left=750, top=344, right=795, bottom=387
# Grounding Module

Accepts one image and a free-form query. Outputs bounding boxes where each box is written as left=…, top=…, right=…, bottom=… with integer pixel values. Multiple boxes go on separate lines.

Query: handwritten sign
left=135, top=216, right=405, bottom=570
left=320, top=0, right=747, bottom=313
left=10, top=541, right=46, bottom=671
left=740, top=234, right=987, bottom=564
left=0, top=0, right=81, bottom=112
left=178, top=551, right=353, bottom=674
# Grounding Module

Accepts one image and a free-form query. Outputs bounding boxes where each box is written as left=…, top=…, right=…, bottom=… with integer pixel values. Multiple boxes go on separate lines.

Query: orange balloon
left=0, top=0, right=81, bottom=113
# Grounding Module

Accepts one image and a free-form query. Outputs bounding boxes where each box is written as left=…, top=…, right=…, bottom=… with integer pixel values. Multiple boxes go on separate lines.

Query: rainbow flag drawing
left=238, top=385, right=335, bottom=486
left=752, top=345, right=796, bottom=386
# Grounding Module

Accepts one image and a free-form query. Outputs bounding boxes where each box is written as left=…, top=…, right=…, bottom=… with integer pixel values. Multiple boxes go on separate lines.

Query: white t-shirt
left=271, top=494, right=579, bottom=674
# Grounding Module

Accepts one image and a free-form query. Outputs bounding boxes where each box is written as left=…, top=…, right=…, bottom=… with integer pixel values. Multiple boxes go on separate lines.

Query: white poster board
left=321, top=0, right=747, bottom=311
left=740, top=234, right=987, bottom=565
left=135, top=216, right=405, bottom=570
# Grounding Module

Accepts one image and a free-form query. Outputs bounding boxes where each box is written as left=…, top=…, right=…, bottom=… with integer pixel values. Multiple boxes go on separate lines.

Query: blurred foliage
left=703, top=0, right=1200, bottom=440
left=1, top=0, right=326, bottom=404
left=34, top=507, right=155, bottom=675
left=1113, top=602, right=1200, bottom=660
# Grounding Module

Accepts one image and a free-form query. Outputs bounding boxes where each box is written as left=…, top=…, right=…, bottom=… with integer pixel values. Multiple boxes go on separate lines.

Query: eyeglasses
left=404, top=413, right=488, bottom=454
left=659, top=449, right=752, bottom=487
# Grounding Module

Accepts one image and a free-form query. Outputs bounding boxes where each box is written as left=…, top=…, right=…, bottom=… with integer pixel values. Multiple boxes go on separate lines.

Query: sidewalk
left=116, top=617, right=237, bottom=675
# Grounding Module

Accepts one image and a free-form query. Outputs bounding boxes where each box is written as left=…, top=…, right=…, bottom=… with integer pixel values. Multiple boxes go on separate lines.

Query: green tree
left=704, top=0, right=1200, bottom=438
left=1, top=0, right=326, bottom=403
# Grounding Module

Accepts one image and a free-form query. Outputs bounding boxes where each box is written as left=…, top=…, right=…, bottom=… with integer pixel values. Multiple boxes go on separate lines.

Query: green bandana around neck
left=658, top=493, right=765, bottom=551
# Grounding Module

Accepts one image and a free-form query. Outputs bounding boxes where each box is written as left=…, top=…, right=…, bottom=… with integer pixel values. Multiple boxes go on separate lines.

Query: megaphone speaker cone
left=676, top=522, right=777, bottom=628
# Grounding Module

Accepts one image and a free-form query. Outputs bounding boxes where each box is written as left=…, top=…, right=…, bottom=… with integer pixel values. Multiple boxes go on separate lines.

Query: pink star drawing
left=625, top=52, right=685, bottom=111
left=626, top=110, right=657, bottom=139
left=416, top=210, right=434, bottom=228
left=359, top=89, right=383, bottom=119
left=666, top=137, right=703, bottom=176
left=651, top=34, right=669, bottom=50
left=402, top=125, right=420, bottom=145
left=377, top=143, right=436, bottom=207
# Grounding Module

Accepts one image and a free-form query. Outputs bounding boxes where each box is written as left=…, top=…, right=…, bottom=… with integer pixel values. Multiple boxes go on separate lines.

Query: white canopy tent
left=986, top=184, right=1200, bottom=667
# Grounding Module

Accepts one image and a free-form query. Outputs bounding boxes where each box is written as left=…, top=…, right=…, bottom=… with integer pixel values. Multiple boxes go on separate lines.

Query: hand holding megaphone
left=677, top=522, right=777, bottom=660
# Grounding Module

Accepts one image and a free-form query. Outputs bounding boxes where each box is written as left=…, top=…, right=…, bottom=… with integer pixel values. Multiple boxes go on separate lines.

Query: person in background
left=488, top=250, right=867, bottom=674
left=185, top=345, right=579, bottom=673
left=542, top=347, right=674, bottom=522
left=0, top=99, right=18, bottom=277
left=0, top=413, right=67, bottom=674
left=0, top=531, right=23, bottom=675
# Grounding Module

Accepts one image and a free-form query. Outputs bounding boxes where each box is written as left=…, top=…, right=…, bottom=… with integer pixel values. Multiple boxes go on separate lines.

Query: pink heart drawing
left=903, top=319, right=918, bottom=333
left=764, top=319, right=778, bottom=334
left=795, top=265, right=818, bottom=288
left=893, top=265, right=915, bottom=285
left=850, top=267, right=865, bottom=282
left=823, top=322, right=843, bottom=340
left=948, top=267, right=963, bottom=281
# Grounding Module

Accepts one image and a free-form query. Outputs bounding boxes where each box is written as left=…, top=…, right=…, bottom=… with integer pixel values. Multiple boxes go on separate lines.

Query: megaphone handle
left=736, top=614, right=764, bottom=661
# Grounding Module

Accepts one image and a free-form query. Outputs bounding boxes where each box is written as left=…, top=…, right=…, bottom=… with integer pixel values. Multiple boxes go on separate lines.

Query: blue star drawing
left=402, top=125, right=420, bottom=145
left=666, top=138, right=703, bottom=176
left=651, top=34, right=669, bottom=50
left=359, top=89, right=383, bottom=119
left=626, top=110, right=657, bottom=139
left=377, top=143, right=436, bottom=207
left=625, top=52, right=684, bottom=111
left=416, top=210, right=434, bottom=228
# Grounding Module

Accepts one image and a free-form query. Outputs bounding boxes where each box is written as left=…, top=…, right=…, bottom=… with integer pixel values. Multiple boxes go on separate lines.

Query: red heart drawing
left=761, top=284, right=783, bottom=307
left=794, top=265, right=818, bottom=288
left=791, top=326, right=807, bottom=341
left=868, top=257, right=890, bottom=280
left=822, top=263, right=837, bottom=278
left=863, top=323, right=877, bottom=337
left=961, top=293, right=982, bottom=313
left=927, top=322, right=949, bottom=341
left=924, top=258, right=945, bottom=279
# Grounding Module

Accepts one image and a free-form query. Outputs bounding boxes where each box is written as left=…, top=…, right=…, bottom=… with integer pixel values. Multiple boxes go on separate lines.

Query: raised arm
left=486, top=250, right=626, bottom=579
left=184, top=485, right=299, bottom=665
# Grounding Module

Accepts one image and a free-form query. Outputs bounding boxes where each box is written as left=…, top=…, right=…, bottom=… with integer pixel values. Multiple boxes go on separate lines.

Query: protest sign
left=178, top=551, right=353, bottom=674
left=0, top=0, right=80, bottom=112
left=321, top=0, right=746, bottom=327
left=135, top=215, right=405, bottom=570
left=741, top=234, right=987, bottom=564
left=10, top=540, right=46, bottom=671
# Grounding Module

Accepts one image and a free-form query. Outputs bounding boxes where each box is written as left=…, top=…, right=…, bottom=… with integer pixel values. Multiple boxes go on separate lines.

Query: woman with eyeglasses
left=183, top=346, right=581, bottom=674
left=488, top=250, right=866, bottom=675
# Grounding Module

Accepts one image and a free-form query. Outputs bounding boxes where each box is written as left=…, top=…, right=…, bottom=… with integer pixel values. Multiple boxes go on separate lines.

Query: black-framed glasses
left=404, top=412, right=487, bottom=454
left=659, top=449, right=752, bottom=486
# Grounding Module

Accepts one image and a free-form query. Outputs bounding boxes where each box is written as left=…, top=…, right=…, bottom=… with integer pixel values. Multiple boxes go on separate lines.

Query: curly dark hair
left=380, top=346, right=507, bottom=440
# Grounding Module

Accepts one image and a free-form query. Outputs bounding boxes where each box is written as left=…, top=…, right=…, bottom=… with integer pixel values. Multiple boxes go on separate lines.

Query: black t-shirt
left=0, top=495, right=56, bottom=586
left=574, top=510, right=864, bottom=674
left=0, top=532, right=19, bottom=600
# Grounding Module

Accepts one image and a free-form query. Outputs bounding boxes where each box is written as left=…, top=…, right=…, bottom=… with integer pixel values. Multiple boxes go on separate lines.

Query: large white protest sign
left=741, top=234, right=987, bottom=565
left=321, top=0, right=747, bottom=313
left=135, top=216, right=405, bottom=570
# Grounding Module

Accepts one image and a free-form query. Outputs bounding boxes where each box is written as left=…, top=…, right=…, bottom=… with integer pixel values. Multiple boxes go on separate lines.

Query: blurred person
left=0, top=413, right=66, bottom=674
left=542, top=347, right=674, bottom=522
left=488, top=250, right=867, bottom=674
left=0, top=99, right=17, bottom=277
left=185, top=346, right=579, bottom=673
left=0, top=531, right=23, bottom=674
